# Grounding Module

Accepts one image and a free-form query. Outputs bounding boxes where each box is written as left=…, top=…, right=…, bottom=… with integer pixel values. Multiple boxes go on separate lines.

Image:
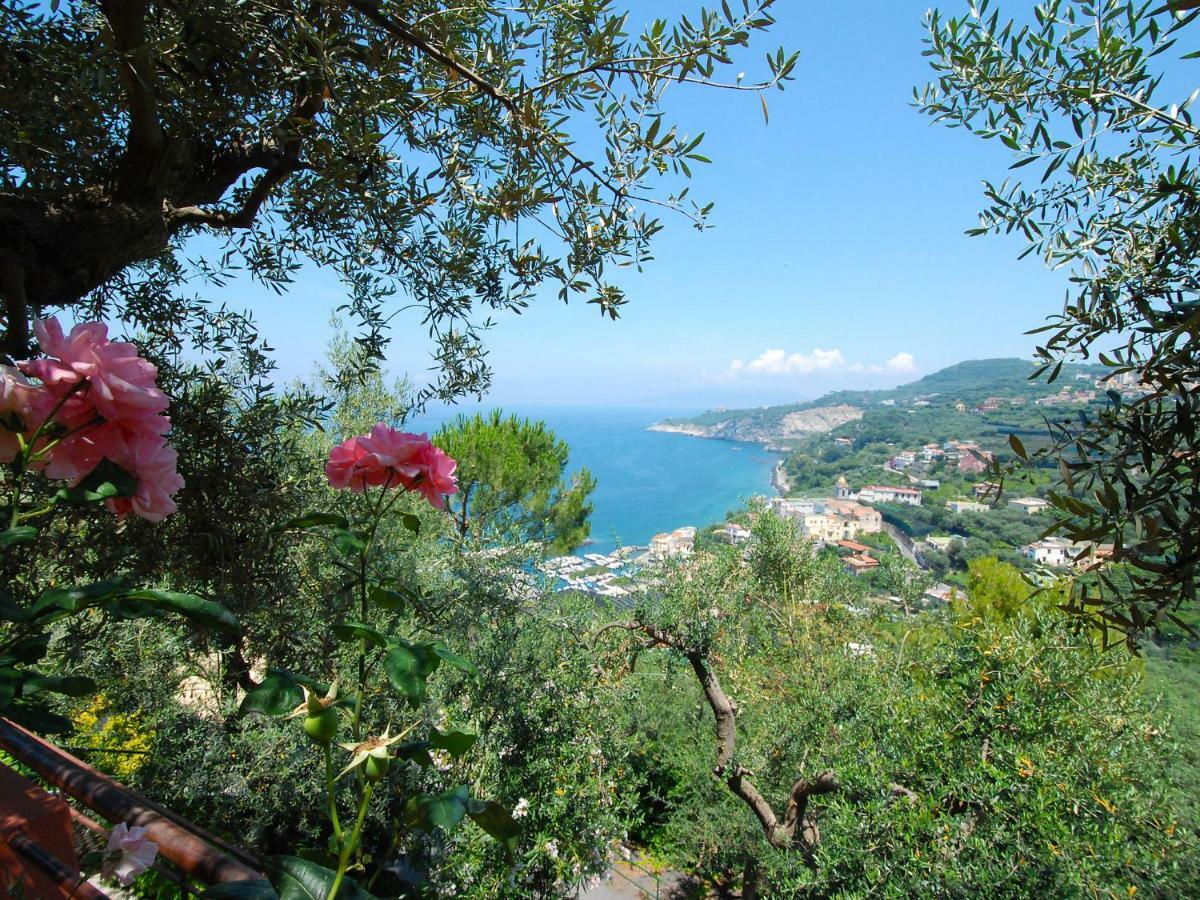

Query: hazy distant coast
left=648, top=403, right=863, bottom=445
left=645, top=422, right=714, bottom=438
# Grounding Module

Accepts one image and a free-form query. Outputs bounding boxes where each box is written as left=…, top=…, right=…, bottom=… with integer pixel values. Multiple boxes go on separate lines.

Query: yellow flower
left=74, top=697, right=152, bottom=782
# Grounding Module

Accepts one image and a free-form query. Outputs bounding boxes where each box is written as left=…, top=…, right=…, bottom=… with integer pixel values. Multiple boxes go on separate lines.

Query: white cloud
left=735, top=347, right=846, bottom=376
left=725, top=349, right=918, bottom=379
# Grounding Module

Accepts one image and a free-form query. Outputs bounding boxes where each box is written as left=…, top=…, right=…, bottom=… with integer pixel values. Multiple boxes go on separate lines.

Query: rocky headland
left=649, top=403, right=863, bottom=445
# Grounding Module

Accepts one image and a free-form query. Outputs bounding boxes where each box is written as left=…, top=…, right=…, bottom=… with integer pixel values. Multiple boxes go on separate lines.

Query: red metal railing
left=0, top=717, right=264, bottom=888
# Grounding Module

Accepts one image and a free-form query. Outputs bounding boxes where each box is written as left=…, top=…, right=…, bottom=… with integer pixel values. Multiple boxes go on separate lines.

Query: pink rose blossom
left=357, top=425, right=432, bottom=490
left=0, top=364, right=34, bottom=463
left=5, top=317, right=184, bottom=521
left=326, top=436, right=373, bottom=492
left=104, top=821, right=159, bottom=887
left=412, top=442, right=458, bottom=509
left=20, top=318, right=169, bottom=439
left=104, top=435, right=185, bottom=523
left=325, top=424, right=458, bottom=507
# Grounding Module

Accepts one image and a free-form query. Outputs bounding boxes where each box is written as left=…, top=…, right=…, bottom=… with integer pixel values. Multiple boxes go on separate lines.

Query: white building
left=650, top=527, right=696, bottom=560
left=1009, top=497, right=1051, bottom=516
left=946, top=500, right=990, bottom=514
left=857, top=485, right=922, bottom=506
left=1022, top=537, right=1074, bottom=567
left=724, top=523, right=751, bottom=545
left=923, top=583, right=962, bottom=607
left=771, top=497, right=820, bottom=519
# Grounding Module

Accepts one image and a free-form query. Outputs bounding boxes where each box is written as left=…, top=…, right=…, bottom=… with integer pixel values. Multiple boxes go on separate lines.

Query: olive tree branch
left=100, top=0, right=164, bottom=163
left=594, top=620, right=838, bottom=855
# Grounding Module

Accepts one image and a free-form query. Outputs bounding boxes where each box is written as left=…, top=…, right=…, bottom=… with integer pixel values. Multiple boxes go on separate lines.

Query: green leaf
left=21, top=674, right=96, bottom=698
left=467, top=799, right=521, bottom=850
left=430, top=727, right=477, bottom=758
left=0, top=633, right=50, bottom=666
left=240, top=672, right=303, bottom=716
left=393, top=740, right=434, bottom=767
left=384, top=644, right=436, bottom=706
left=431, top=644, right=477, bottom=677
left=332, top=622, right=388, bottom=647
left=53, top=460, right=137, bottom=504
left=0, top=526, right=38, bottom=551
left=408, top=786, right=469, bottom=834
left=368, top=585, right=407, bottom=610
left=1008, top=434, right=1028, bottom=460
left=0, top=588, right=26, bottom=623
left=120, top=590, right=240, bottom=634
left=267, top=856, right=375, bottom=900
left=399, top=514, right=420, bottom=535
left=6, top=700, right=72, bottom=734
left=278, top=512, right=349, bottom=532
left=0, top=667, right=23, bottom=704
left=31, top=580, right=124, bottom=619
left=332, top=528, right=366, bottom=556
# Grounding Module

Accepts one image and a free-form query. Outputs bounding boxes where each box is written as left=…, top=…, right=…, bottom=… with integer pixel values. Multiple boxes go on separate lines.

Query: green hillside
left=665, top=357, right=1106, bottom=432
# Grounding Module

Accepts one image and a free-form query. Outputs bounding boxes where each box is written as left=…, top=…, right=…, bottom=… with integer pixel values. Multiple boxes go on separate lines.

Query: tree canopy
left=435, top=409, right=595, bottom=552
left=920, top=0, right=1200, bottom=640
left=0, top=0, right=796, bottom=400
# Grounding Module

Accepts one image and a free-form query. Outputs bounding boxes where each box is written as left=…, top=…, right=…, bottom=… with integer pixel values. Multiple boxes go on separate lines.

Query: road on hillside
left=883, top=522, right=926, bottom=569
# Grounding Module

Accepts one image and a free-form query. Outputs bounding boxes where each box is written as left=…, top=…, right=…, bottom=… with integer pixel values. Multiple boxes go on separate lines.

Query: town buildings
left=770, top=495, right=883, bottom=542
left=843, top=553, right=880, bottom=576
left=924, top=535, right=957, bottom=552
left=1022, top=537, right=1113, bottom=569
left=946, top=499, right=990, bottom=514
left=1022, top=537, right=1073, bottom=566
left=723, top=522, right=751, bottom=545
left=857, top=484, right=922, bottom=506
left=1009, top=497, right=1051, bottom=515
left=650, top=526, right=696, bottom=560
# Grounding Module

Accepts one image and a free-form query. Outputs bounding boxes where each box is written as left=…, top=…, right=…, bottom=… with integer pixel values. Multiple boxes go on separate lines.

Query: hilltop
left=650, top=358, right=1106, bottom=445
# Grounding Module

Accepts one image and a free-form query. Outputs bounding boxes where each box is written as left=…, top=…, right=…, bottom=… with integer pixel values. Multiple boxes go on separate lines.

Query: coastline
left=646, top=422, right=713, bottom=438
left=772, top=460, right=790, bottom=496
left=649, top=420, right=790, bottom=497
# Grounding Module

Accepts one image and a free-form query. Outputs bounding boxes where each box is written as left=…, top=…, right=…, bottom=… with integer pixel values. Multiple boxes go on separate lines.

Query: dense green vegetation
left=920, top=0, right=1200, bottom=636
left=664, top=358, right=1105, bottom=434
left=435, top=410, right=596, bottom=554
left=3, top=0, right=1199, bottom=897
left=599, top=521, right=1199, bottom=897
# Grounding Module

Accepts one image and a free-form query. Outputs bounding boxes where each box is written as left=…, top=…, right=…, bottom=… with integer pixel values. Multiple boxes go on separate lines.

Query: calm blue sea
left=407, top=406, right=779, bottom=553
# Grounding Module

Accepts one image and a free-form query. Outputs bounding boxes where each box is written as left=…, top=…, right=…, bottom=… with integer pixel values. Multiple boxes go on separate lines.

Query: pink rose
left=325, top=424, right=458, bottom=507
left=0, top=364, right=34, bottom=463
left=412, top=442, right=458, bottom=509
left=104, top=821, right=159, bottom=887
left=20, top=318, right=169, bottom=439
left=356, top=424, right=431, bottom=490
left=104, top=435, right=184, bottom=523
left=326, top=436, right=373, bottom=492
left=6, top=317, right=184, bottom=521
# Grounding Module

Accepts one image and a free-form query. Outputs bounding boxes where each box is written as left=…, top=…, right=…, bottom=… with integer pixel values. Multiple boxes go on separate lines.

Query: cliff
left=649, top=403, right=863, bottom=444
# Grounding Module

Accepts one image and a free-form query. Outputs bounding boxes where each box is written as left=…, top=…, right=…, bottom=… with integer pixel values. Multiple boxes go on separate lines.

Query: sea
left=406, top=406, right=780, bottom=553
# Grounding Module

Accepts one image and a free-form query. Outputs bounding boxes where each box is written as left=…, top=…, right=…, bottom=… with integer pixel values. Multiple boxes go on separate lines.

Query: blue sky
left=205, top=2, right=1091, bottom=412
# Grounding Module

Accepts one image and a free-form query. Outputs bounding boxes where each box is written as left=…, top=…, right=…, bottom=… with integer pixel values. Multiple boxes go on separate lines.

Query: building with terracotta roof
left=843, top=554, right=880, bottom=576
